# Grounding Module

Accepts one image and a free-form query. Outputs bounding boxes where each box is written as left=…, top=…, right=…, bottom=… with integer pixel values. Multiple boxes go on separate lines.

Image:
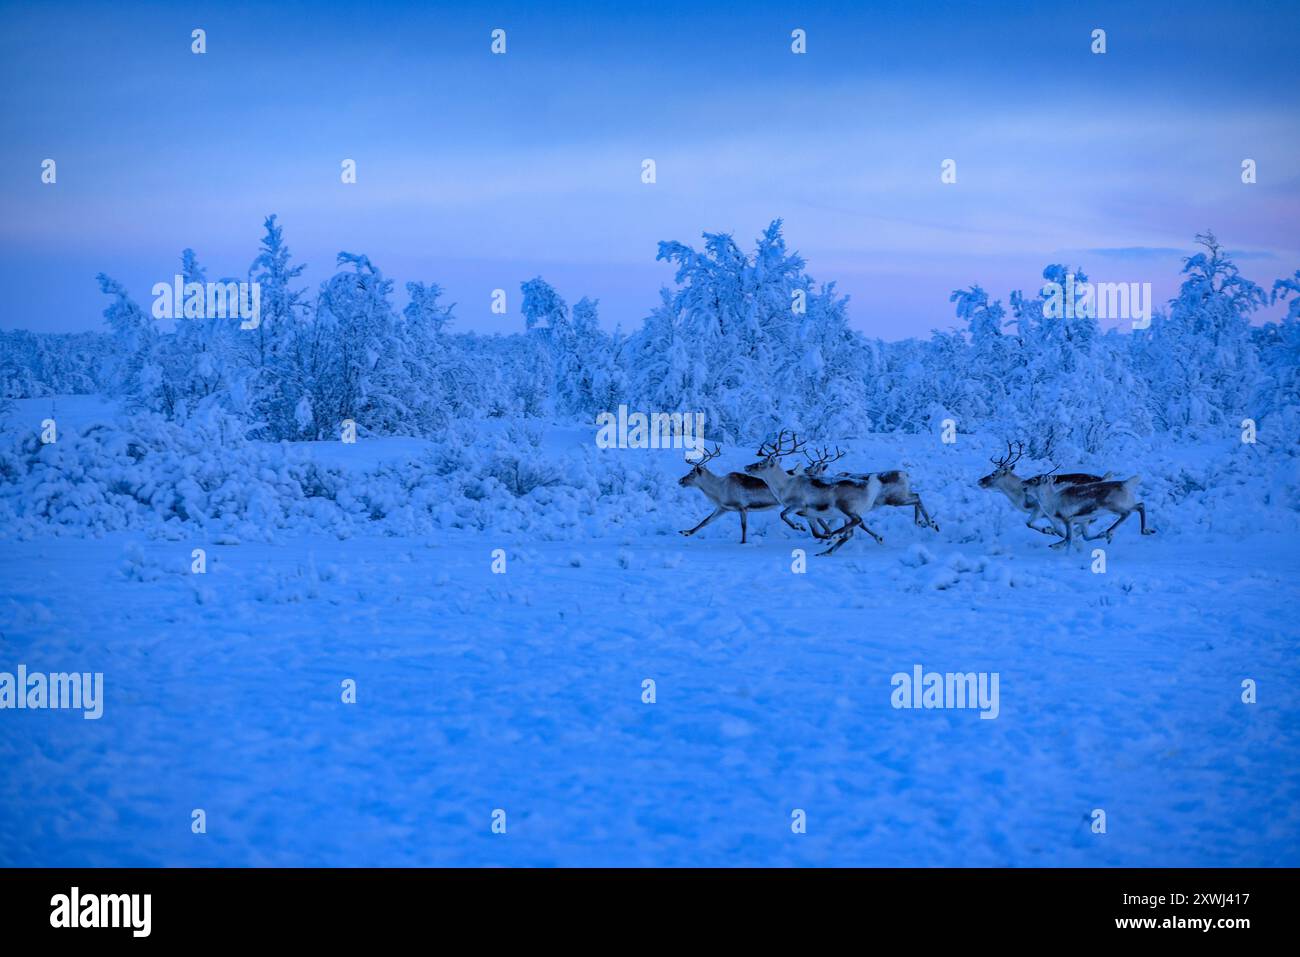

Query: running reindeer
left=679, top=445, right=806, bottom=544
left=977, top=441, right=1109, bottom=538
left=1022, top=472, right=1156, bottom=550
left=802, top=446, right=940, bottom=532
left=744, top=431, right=883, bottom=557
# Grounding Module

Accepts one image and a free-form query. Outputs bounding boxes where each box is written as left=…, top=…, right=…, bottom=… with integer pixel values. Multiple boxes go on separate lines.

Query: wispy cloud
left=1081, top=247, right=1185, bottom=259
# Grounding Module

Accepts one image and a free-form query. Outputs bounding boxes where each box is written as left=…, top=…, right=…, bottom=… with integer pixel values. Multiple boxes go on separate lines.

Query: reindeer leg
left=821, top=512, right=860, bottom=538
left=1026, top=507, right=1065, bottom=537
left=739, top=508, right=749, bottom=544
left=816, top=517, right=834, bottom=537
left=1101, top=510, right=1134, bottom=543
left=1081, top=517, right=1112, bottom=541
left=817, top=516, right=859, bottom=556
left=817, top=529, right=855, bottom=556
left=911, top=495, right=939, bottom=531
left=1137, top=503, right=1155, bottom=534
left=1050, top=517, right=1073, bottom=549
left=829, top=509, right=882, bottom=547
left=801, top=511, right=829, bottom=539
left=681, top=507, right=726, bottom=537
left=779, top=506, right=806, bottom=534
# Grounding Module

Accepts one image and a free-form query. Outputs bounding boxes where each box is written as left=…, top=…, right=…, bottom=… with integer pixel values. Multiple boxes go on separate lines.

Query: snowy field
left=2, top=398, right=1298, bottom=866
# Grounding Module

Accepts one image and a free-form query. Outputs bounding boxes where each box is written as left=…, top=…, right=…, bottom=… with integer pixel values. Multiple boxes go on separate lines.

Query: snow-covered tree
left=1253, top=270, right=1300, bottom=443
left=0, top=330, right=113, bottom=398
left=545, top=295, right=623, bottom=419
left=400, top=281, right=482, bottom=431
left=96, top=273, right=160, bottom=408
left=76, top=216, right=1291, bottom=465
left=1136, top=233, right=1265, bottom=432
left=163, top=248, right=251, bottom=421
left=243, top=216, right=309, bottom=437
left=1003, top=265, right=1149, bottom=459
left=299, top=252, right=410, bottom=437
left=630, top=219, right=867, bottom=442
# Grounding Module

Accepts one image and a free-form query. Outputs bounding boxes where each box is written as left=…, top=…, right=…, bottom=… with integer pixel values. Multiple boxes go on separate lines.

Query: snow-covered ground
left=1, top=399, right=1298, bottom=865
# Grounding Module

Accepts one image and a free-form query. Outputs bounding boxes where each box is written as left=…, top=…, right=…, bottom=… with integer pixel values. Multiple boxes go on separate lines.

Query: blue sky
left=2, top=0, right=1298, bottom=338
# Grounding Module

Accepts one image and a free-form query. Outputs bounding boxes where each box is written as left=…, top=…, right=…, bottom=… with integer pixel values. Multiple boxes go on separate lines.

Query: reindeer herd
left=679, top=433, right=1155, bottom=556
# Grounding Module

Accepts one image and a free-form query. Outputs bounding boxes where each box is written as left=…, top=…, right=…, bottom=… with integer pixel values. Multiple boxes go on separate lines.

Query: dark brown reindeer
left=679, top=445, right=804, bottom=544
left=977, top=441, right=1109, bottom=538
left=1022, top=473, right=1156, bottom=550
left=802, top=446, right=940, bottom=532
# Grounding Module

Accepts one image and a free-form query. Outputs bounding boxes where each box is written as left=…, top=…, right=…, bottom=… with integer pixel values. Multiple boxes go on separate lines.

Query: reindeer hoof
left=679, top=530, right=692, bottom=537
left=1050, top=540, right=1068, bottom=550
left=1143, top=528, right=1156, bottom=535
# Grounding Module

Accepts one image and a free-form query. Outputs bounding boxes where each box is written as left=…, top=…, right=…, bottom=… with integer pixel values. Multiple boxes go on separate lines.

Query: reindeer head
left=1019, top=465, right=1061, bottom=504
left=802, top=445, right=846, bottom=478
left=744, top=429, right=807, bottom=478
left=978, top=441, right=1026, bottom=489
left=678, top=444, right=723, bottom=488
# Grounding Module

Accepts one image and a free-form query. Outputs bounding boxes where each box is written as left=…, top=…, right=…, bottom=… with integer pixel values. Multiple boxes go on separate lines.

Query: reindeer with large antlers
left=744, top=431, right=884, bottom=557
left=977, top=441, right=1110, bottom=538
left=678, top=445, right=805, bottom=544
left=802, top=446, right=940, bottom=532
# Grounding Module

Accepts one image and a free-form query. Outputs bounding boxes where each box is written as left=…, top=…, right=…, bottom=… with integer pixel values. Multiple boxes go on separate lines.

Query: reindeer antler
left=779, top=430, right=808, bottom=457
left=991, top=440, right=1025, bottom=469
left=803, top=445, right=847, bottom=474
left=685, top=444, right=722, bottom=467
left=756, top=429, right=807, bottom=460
